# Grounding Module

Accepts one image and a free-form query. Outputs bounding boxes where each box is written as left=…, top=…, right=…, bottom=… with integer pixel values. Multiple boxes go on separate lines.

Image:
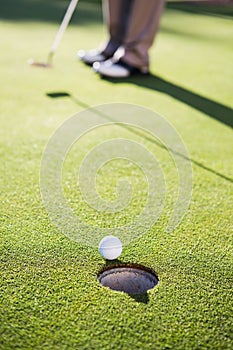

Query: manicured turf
left=1, top=1, right=233, bottom=349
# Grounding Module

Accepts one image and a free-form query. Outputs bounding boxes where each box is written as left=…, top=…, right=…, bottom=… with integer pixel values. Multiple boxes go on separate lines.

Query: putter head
left=28, top=58, right=52, bottom=68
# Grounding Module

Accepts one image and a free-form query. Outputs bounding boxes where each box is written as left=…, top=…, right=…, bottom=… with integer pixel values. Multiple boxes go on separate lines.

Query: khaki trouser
left=102, top=0, right=165, bottom=70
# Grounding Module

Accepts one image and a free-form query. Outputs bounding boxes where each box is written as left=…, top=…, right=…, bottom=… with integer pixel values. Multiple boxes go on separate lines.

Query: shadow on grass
left=0, top=0, right=102, bottom=24
left=104, top=74, right=233, bottom=130
left=46, top=90, right=233, bottom=184
left=166, top=1, right=233, bottom=19
left=1, top=0, right=232, bottom=23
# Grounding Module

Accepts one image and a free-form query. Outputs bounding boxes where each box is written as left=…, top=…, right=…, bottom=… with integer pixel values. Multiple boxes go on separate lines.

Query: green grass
left=1, top=1, right=233, bottom=349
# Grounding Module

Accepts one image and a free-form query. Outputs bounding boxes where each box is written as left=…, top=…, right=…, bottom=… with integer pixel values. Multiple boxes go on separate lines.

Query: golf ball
left=98, top=235, right=122, bottom=260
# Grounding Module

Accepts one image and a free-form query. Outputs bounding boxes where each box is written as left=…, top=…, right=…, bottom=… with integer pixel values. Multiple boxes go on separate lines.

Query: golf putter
left=28, top=0, right=79, bottom=68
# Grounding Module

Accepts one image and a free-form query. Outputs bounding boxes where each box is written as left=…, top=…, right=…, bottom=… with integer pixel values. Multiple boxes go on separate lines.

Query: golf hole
left=98, top=264, right=158, bottom=295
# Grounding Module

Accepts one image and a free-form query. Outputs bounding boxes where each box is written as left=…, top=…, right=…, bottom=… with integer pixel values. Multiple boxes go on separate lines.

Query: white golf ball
left=98, top=235, right=122, bottom=260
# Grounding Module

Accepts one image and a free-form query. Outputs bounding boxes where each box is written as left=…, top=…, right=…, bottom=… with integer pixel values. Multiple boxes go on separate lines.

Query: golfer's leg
left=122, top=0, right=165, bottom=71
left=101, top=0, right=133, bottom=57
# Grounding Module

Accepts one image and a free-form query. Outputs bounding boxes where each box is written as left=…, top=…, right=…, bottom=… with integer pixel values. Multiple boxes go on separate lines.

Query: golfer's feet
left=93, top=59, right=149, bottom=78
left=77, top=49, right=110, bottom=65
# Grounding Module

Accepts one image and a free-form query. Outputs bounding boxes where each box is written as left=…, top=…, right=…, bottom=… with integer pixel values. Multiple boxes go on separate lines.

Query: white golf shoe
left=77, top=49, right=109, bottom=65
left=93, top=59, right=149, bottom=78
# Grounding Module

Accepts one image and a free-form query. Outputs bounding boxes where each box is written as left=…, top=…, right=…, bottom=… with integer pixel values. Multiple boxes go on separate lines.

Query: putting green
left=1, top=1, right=233, bottom=349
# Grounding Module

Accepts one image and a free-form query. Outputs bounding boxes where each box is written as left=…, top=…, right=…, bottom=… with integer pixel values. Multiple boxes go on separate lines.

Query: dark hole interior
left=98, top=264, right=158, bottom=295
